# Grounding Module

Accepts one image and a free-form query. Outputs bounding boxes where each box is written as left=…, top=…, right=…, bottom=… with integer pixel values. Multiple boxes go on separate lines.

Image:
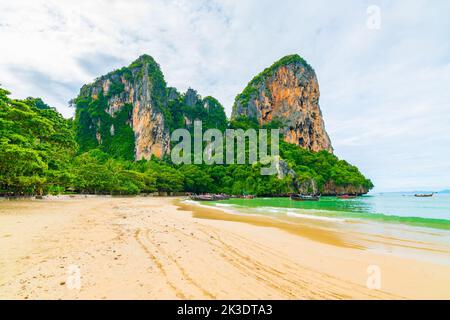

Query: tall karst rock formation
left=74, top=55, right=227, bottom=160
left=72, top=54, right=373, bottom=195
left=74, top=54, right=332, bottom=161
left=75, top=55, right=170, bottom=160
left=232, top=54, right=333, bottom=153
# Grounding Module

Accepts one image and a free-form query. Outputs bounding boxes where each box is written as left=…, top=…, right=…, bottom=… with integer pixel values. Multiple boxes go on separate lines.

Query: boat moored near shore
left=337, top=194, right=357, bottom=199
left=189, top=194, right=230, bottom=201
left=290, top=194, right=321, bottom=201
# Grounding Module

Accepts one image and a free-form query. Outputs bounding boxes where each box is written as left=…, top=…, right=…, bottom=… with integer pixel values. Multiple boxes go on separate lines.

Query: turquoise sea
left=204, top=193, right=450, bottom=230
left=192, top=193, right=450, bottom=264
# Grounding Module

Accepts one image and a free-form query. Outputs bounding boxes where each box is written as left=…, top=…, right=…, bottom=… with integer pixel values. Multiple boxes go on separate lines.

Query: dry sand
left=0, top=196, right=449, bottom=299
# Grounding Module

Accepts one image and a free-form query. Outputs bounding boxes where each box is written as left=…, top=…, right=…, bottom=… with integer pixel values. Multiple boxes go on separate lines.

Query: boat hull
left=189, top=194, right=230, bottom=201
left=290, top=195, right=320, bottom=201
left=337, top=195, right=357, bottom=199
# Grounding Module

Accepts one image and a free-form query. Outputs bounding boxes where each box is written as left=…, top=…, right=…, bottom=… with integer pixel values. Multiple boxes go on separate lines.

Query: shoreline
left=177, top=200, right=362, bottom=249
left=180, top=199, right=450, bottom=265
left=1, top=196, right=450, bottom=299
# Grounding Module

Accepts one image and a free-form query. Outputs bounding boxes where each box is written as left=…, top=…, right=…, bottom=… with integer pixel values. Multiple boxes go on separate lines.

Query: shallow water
left=194, top=193, right=450, bottom=264
left=206, top=193, right=450, bottom=230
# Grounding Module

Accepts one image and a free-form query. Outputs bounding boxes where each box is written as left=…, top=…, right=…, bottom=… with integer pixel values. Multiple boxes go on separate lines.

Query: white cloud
left=0, top=0, right=449, bottom=191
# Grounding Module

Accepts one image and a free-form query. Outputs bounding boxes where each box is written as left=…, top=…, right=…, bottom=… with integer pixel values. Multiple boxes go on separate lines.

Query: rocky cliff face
left=321, top=181, right=369, bottom=196
left=232, top=55, right=333, bottom=153
left=75, top=55, right=170, bottom=160
left=75, top=54, right=333, bottom=160
left=73, top=53, right=372, bottom=194
left=75, top=55, right=228, bottom=161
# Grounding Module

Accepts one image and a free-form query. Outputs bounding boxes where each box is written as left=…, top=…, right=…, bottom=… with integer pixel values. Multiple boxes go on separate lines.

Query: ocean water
left=190, top=193, right=450, bottom=264
left=204, top=193, right=450, bottom=230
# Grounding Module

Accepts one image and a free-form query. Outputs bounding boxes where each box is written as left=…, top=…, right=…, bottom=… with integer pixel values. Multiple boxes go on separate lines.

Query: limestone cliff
left=72, top=53, right=373, bottom=195
left=75, top=55, right=170, bottom=160
left=232, top=54, right=333, bottom=153
left=74, top=55, right=228, bottom=160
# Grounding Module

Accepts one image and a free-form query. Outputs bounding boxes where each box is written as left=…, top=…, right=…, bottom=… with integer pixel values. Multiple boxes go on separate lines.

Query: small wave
left=286, top=211, right=345, bottom=222
left=241, top=205, right=345, bottom=222
left=214, top=203, right=235, bottom=208
left=183, top=200, right=199, bottom=205
left=254, top=206, right=284, bottom=213
left=184, top=199, right=450, bottom=230
left=185, top=200, right=247, bottom=216
left=220, top=204, right=345, bottom=222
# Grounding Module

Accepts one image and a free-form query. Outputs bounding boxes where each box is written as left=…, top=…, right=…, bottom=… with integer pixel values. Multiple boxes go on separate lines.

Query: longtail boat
left=189, top=194, right=230, bottom=201
left=337, top=194, right=357, bottom=199
left=414, top=193, right=434, bottom=198
left=290, top=194, right=320, bottom=201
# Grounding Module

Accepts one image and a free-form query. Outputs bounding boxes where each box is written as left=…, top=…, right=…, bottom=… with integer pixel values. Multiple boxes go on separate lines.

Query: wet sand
left=1, top=196, right=449, bottom=299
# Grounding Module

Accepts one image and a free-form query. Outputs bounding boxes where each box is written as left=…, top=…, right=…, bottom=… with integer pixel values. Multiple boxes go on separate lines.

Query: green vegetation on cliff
left=167, top=89, right=228, bottom=133
left=75, top=55, right=170, bottom=158
left=0, top=53, right=373, bottom=196
left=1, top=84, right=373, bottom=196
left=228, top=117, right=373, bottom=194
left=74, top=56, right=228, bottom=160
left=75, top=93, right=135, bottom=160
left=233, top=54, right=312, bottom=114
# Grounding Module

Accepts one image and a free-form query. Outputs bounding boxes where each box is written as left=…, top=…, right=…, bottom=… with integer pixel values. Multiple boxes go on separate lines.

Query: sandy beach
left=1, top=196, right=449, bottom=299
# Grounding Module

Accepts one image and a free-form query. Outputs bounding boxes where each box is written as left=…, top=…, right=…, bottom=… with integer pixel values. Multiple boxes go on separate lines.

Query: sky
left=0, top=0, right=449, bottom=192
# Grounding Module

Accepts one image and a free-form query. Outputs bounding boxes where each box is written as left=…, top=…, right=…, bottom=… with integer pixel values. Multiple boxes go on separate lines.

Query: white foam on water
left=254, top=206, right=284, bottom=213
left=214, top=203, right=235, bottom=208
left=183, top=200, right=199, bottom=205
left=286, top=211, right=344, bottom=222
left=182, top=199, right=247, bottom=216
left=183, top=200, right=345, bottom=223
